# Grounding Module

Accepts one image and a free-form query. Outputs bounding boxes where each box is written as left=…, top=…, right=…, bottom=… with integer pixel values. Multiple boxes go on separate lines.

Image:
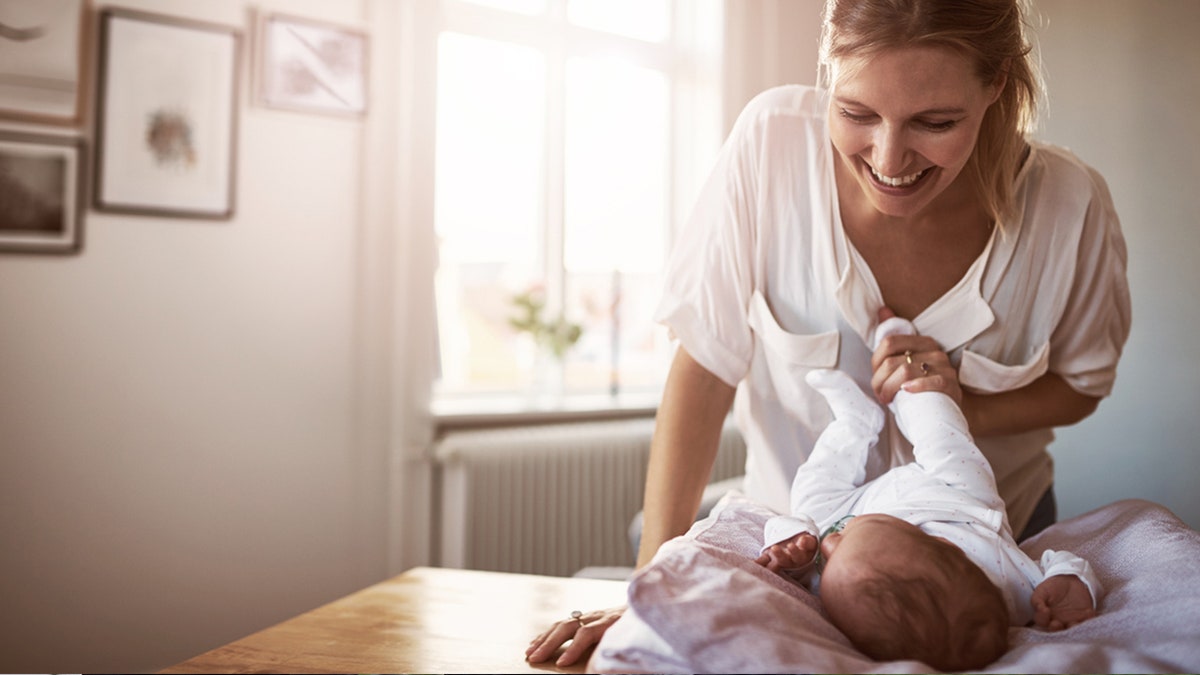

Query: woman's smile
left=867, top=163, right=932, bottom=190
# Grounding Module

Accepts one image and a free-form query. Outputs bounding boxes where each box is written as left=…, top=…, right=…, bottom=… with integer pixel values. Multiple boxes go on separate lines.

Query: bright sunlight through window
left=434, top=0, right=722, bottom=414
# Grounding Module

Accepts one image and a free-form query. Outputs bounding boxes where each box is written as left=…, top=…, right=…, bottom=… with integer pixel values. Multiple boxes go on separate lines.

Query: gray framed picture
left=257, top=12, right=368, bottom=117
left=93, top=8, right=239, bottom=219
left=0, top=130, right=85, bottom=254
left=0, top=0, right=89, bottom=125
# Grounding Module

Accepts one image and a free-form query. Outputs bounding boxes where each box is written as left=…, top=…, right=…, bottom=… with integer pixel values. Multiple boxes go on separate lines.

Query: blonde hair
left=819, top=0, right=1042, bottom=226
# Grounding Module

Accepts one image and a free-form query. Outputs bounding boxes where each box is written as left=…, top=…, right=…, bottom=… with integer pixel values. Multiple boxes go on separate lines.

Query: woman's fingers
left=870, top=335, right=961, bottom=404
left=525, top=607, right=625, bottom=666
left=552, top=610, right=623, bottom=666
left=525, top=617, right=580, bottom=662
left=871, top=334, right=937, bottom=373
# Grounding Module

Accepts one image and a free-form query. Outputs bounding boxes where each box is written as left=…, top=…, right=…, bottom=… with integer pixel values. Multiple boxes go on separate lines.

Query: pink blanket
left=590, top=493, right=1200, bottom=674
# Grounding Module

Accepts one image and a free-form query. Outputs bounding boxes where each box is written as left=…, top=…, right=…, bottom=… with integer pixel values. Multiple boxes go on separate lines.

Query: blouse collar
left=826, top=148, right=1026, bottom=353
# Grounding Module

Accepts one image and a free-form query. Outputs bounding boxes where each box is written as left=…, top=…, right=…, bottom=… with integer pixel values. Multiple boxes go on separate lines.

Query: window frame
left=431, top=0, right=723, bottom=421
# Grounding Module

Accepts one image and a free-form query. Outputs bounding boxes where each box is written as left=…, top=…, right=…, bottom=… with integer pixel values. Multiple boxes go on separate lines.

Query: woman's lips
left=868, top=165, right=930, bottom=188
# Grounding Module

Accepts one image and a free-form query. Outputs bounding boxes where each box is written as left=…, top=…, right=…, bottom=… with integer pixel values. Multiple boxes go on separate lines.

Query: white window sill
left=432, top=390, right=660, bottom=432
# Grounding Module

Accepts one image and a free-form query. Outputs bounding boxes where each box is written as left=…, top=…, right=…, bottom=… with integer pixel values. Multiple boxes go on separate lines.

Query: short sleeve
left=653, top=96, right=765, bottom=387
left=1048, top=165, right=1132, bottom=398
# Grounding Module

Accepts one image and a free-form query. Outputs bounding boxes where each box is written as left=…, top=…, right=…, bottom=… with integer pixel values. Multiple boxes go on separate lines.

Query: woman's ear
left=988, top=60, right=1009, bottom=105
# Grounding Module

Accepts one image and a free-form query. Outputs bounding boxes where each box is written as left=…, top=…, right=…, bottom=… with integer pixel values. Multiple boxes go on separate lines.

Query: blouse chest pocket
left=958, top=340, right=1050, bottom=394
left=747, top=291, right=840, bottom=405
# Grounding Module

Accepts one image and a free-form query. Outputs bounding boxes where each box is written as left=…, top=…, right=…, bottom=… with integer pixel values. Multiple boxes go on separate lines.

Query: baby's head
left=819, top=514, right=1009, bottom=671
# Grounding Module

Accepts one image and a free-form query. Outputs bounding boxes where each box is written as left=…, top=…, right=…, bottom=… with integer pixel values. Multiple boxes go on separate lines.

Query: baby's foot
left=874, top=314, right=917, bottom=350
left=755, top=532, right=818, bottom=573
left=805, top=369, right=884, bottom=436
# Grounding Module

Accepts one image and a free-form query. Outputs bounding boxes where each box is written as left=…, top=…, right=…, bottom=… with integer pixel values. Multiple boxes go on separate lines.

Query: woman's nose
left=871, top=124, right=911, bottom=176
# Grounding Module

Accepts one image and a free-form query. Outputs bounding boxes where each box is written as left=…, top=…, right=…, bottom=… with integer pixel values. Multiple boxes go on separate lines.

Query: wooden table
left=162, top=566, right=629, bottom=674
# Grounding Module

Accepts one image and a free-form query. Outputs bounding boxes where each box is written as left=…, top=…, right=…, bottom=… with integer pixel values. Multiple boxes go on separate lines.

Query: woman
left=527, top=0, right=1130, bottom=666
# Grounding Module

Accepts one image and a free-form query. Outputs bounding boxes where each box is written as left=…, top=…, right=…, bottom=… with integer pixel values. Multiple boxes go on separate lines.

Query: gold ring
left=571, top=610, right=585, bottom=625
left=904, top=350, right=913, bottom=365
left=920, top=362, right=930, bottom=375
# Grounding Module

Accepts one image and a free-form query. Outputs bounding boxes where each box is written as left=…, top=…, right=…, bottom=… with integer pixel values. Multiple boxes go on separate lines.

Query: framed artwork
left=0, top=0, right=89, bottom=124
left=94, top=8, right=239, bottom=219
left=0, top=131, right=85, bottom=254
left=257, top=13, right=368, bottom=117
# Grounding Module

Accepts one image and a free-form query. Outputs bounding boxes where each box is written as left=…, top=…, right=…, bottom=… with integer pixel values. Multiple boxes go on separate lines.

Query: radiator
left=434, top=417, right=746, bottom=577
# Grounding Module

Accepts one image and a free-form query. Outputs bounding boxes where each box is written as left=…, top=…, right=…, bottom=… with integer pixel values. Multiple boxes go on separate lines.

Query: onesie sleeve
left=1048, top=164, right=1132, bottom=398
left=653, top=97, right=765, bottom=388
left=1040, top=548, right=1104, bottom=607
left=760, top=513, right=819, bottom=555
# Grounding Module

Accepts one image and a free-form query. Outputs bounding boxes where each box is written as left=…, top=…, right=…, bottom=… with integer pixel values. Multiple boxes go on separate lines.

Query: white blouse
left=655, top=85, right=1131, bottom=535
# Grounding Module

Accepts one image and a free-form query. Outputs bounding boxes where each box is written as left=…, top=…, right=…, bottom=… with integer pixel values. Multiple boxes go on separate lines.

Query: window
left=433, top=0, right=723, bottom=413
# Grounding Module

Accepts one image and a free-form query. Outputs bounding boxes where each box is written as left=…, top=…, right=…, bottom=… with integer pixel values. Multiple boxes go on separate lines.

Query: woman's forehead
left=830, top=44, right=982, bottom=95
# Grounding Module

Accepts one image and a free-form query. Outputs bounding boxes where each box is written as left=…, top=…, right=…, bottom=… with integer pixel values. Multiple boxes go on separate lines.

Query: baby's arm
left=1031, top=549, right=1104, bottom=631
left=1032, top=576, right=1095, bottom=630
left=755, top=530, right=819, bottom=572
left=757, top=513, right=819, bottom=573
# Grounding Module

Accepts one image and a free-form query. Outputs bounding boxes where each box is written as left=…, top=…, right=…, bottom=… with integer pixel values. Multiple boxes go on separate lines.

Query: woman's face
left=828, top=45, right=1001, bottom=221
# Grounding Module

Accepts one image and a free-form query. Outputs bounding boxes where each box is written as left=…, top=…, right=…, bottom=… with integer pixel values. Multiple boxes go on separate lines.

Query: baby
left=755, top=316, right=1102, bottom=671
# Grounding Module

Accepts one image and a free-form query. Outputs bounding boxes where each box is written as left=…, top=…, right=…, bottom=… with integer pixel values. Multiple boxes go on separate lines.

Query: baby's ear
left=821, top=531, right=843, bottom=560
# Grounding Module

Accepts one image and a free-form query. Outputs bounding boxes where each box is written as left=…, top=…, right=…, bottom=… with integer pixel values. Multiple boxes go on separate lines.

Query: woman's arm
left=637, top=346, right=737, bottom=567
left=960, top=372, right=1100, bottom=437
left=526, top=346, right=735, bottom=667
left=874, top=331, right=1102, bottom=437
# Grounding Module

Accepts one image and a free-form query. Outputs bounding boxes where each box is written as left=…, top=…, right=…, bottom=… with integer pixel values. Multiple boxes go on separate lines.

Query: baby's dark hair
left=845, top=569, right=1009, bottom=671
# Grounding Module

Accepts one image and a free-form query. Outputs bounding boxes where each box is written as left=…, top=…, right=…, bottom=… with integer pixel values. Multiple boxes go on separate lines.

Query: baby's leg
left=893, top=389, right=1001, bottom=503
left=874, top=313, right=1004, bottom=506
left=804, top=368, right=884, bottom=438
left=789, top=370, right=884, bottom=514
left=874, top=315, right=917, bottom=348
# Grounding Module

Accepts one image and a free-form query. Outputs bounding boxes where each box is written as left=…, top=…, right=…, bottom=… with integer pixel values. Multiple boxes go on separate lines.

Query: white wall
left=0, top=0, right=437, bottom=672
left=722, top=0, right=1200, bottom=530
left=1034, top=0, right=1200, bottom=528
left=721, top=0, right=823, bottom=127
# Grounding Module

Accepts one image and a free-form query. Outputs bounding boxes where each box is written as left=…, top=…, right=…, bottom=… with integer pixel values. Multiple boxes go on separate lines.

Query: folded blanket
left=590, top=493, right=1200, bottom=674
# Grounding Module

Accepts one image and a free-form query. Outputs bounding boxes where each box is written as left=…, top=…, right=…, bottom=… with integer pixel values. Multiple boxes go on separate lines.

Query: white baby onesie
left=760, top=317, right=1102, bottom=626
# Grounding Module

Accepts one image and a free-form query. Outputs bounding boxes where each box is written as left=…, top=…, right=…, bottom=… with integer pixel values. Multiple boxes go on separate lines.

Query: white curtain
left=721, top=0, right=824, bottom=132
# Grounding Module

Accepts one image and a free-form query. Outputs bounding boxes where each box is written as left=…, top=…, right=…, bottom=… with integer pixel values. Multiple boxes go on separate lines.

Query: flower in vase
left=508, top=286, right=583, bottom=360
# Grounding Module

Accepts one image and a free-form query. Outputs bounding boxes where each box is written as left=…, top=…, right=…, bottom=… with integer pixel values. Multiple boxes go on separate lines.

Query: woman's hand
left=525, top=605, right=626, bottom=667
left=870, top=308, right=962, bottom=405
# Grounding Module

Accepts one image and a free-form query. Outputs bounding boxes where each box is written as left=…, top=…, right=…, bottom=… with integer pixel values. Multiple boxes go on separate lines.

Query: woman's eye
left=920, top=119, right=958, bottom=132
left=839, top=109, right=874, bottom=124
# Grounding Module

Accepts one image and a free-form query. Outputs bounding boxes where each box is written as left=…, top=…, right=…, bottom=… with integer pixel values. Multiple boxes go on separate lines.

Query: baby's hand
left=755, top=532, right=818, bottom=572
left=1032, top=575, right=1096, bottom=631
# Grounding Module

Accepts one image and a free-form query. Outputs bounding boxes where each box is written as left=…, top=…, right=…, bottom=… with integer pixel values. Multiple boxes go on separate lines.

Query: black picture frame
left=0, top=130, right=85, bottom=255
left=93, top=8, right=240, bottom=219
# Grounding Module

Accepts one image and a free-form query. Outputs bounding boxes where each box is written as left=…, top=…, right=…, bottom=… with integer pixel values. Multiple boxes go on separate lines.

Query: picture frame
left=256, top=12, right=368, bottom=117
left=0, top=130, right=85, bottom=254
left=93, top=8, right=239, bottom=219
left=0, top=0, right=89, bottom=125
